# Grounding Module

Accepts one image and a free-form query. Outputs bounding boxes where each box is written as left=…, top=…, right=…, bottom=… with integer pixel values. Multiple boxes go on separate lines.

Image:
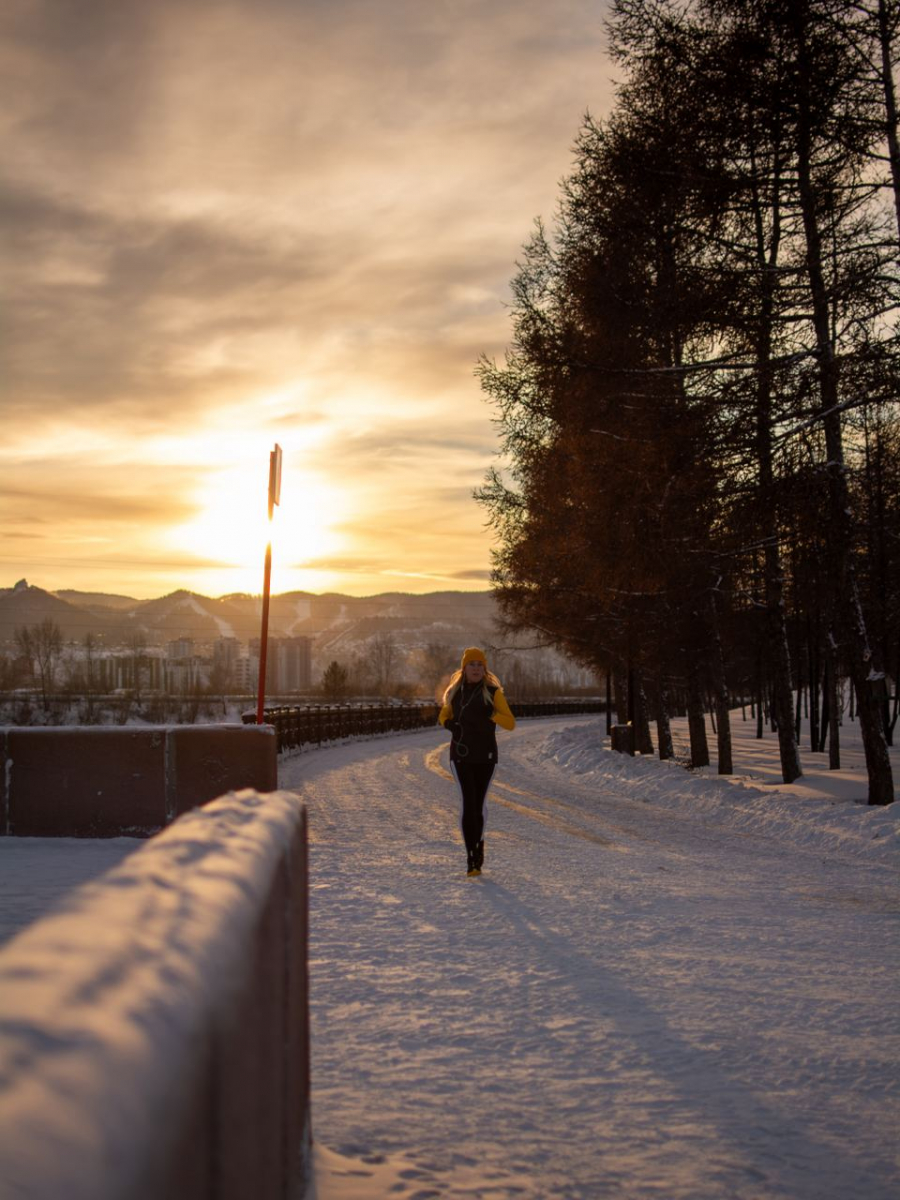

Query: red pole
left=256, top=540, right=273, bottom=724
left=256, top=447, right=279, bottom=724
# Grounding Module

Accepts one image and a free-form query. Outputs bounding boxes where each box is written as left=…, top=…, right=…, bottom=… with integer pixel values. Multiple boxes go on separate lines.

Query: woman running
left=438, top=647, right=515, bottom=876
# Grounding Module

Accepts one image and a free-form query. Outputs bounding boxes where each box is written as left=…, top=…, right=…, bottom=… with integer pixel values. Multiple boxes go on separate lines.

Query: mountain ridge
left=0, top=580, right=497, bottom=647
left=0, top=582, right=591, bottom=688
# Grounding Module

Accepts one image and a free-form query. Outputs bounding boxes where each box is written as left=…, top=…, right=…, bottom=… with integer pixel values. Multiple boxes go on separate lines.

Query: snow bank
left=0, top=789, right=310, bottom=1200
left=537, top=719, right=900, bottom=865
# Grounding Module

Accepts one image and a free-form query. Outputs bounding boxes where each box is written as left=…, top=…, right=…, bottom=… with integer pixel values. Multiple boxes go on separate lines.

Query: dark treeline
left=478, top=0, right=899, bottom=803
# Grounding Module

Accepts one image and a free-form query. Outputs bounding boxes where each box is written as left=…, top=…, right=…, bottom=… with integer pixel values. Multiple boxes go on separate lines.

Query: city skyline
left=1, top=0, right=616, bottom=599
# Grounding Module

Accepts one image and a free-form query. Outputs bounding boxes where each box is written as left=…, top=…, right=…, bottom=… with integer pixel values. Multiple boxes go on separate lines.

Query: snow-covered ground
left=1, top=712, right=898, bottom=1199
left=280, top=714, right=899, bottom=1200
left=0, top=837, right=141, bottom=948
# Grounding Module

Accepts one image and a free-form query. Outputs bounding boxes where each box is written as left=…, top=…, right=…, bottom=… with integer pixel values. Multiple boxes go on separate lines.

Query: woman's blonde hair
left=442, top=667, right=502, bottom=707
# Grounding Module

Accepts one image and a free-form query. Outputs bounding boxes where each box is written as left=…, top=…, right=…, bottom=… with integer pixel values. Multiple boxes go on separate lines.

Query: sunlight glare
left=169, top=461, right=344, bottom=593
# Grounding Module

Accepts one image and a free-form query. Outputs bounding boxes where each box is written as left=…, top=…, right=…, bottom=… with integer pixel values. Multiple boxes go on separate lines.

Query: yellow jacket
left=439, top=687, right=515, bottom=731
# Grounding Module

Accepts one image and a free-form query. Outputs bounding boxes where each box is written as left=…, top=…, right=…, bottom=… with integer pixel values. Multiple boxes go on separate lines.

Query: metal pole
left=256, top=445, right=281, bottom=725
left=256, top=540, right=273, bottom=724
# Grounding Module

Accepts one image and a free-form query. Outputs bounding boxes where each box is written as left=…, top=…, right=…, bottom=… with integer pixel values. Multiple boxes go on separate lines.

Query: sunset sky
left=2, top=0, right=615, bottom=599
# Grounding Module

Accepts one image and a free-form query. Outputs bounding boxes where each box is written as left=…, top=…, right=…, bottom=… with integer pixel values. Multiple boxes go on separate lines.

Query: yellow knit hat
left=460, top=646, right=487, bottom=669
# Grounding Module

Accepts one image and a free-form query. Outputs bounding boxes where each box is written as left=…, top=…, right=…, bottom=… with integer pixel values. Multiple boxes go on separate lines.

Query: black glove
left=445, top=719, right=462, bottom=738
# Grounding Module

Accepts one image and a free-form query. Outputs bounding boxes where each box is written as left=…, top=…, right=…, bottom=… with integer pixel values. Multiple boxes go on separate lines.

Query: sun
left=169, top=464, right=343, bottom=592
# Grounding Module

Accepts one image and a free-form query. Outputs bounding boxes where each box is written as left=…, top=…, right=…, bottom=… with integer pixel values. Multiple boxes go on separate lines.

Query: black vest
left=450, top=682, right=499, bottom=764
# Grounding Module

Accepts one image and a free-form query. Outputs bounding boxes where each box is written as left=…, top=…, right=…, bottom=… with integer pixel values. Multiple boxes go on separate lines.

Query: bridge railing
left=245, top=698, right=604, bottom=754
left=0, top=789, right=310, bottom=1200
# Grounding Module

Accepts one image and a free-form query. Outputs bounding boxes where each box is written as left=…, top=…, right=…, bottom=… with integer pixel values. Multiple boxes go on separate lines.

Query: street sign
left=257, top=443, right=282, bottom=724
left=270, top=443, right=282, bottom=509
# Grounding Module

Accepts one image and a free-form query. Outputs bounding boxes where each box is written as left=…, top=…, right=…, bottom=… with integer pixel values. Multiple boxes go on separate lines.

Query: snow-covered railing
left=252, top=697, right=605, bottom=754
left=0, top=724, right=277, bottom=836
left=0, top=788, right=310, bottom=1200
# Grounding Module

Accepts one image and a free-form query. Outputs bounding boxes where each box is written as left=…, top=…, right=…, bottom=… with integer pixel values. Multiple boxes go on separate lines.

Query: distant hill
left=56, top=590, right=140, bottom=610
left=0, top=581, right=497, bottom=652
left=0, top=581, right=593, bottom=688
left=0, top=582, right=120, bottom=642
left=128, top=590, right=258, bottom=642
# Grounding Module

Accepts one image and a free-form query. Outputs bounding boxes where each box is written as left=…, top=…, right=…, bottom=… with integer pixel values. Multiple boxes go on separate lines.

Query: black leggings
left=451, top=760, right=495, bottom=851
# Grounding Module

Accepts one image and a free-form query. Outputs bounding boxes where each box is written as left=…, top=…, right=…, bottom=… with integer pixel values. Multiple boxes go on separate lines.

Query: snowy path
left=282, top=718, right=899, bottom=1200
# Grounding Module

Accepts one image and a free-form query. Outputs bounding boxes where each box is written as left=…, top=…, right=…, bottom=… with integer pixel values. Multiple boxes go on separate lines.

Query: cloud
left=0, top=479, right=193, bottom=525
left=0, top=0, right=614, bottom=596
left=450, top=569, right=493, bottom=581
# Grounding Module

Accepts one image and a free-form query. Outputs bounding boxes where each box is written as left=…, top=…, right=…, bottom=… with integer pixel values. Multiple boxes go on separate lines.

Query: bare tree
left=77, top=632, right=101, bottom=722
left=15, top=619, right=63, bottom=712
left=411, top=641, right=454, bottom=697
left=128, top=631, right=148, bottom=704
left=207, top=658, right=233, bottom=715
left=367, top=632, right=398, bottom=696
left=0, top=651, right=24, bottom=693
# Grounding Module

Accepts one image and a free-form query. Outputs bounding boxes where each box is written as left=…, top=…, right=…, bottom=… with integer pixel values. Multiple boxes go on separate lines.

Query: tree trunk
left=827, top=647, right=841, bottom=771
left=818, top=658, right=830, bottom=754
left=764, top=549, right=802, bottom=779
left=635, top=676, right=655, bottom=755
left=877, top=0, right=900, bottom=243
left=613, top=670, right=628, bottom=727
left=888, top=667, right=897, bottom=739
left=793, top=6, right=894, bottom=804
left=709, top=594, right=733, bottom=775
left=656, top=673, right=674, bottom=761
left=744, top=27, right=801, bottom=785
left=714, top=678, right=732, bottom=775
left=687, top=664, right=710, bottom=768
left=808, top=619, right=821, bottom=753
left=847, top=646, right=893, bottom=803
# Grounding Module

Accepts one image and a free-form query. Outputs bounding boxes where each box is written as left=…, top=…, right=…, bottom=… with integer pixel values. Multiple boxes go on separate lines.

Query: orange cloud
left=0, top=0, right=615, bottom=598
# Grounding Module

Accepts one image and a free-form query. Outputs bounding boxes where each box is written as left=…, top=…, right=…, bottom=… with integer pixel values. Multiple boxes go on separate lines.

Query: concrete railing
left=0, top=788, right=310, bottom=1200
left=0, top=724, right=277, bottom=837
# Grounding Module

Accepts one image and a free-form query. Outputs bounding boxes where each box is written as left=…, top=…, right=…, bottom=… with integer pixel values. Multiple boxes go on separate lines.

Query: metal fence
left=245, top=698, right=605, bottom=754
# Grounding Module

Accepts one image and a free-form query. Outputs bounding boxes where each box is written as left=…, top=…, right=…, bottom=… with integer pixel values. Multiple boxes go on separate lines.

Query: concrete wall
left=0, top=789, right=310, bottom=1200
left=0, top=724, right=278, bottom=836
